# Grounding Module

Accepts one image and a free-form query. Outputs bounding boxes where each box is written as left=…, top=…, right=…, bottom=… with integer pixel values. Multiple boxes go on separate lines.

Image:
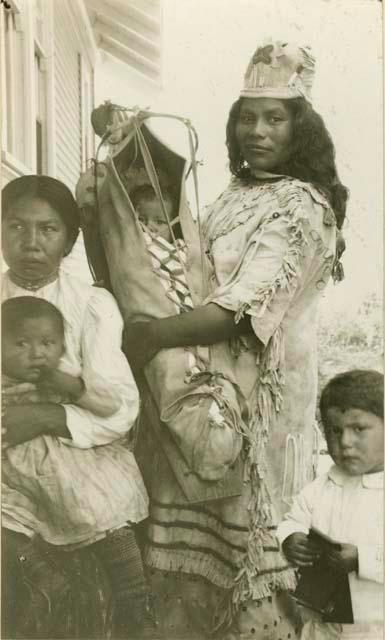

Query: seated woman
left=1, top=175, right=155, bottom=639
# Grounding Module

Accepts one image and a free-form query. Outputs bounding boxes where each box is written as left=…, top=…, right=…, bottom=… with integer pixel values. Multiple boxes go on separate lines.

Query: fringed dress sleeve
left=207, top=185, right=335, bottom=347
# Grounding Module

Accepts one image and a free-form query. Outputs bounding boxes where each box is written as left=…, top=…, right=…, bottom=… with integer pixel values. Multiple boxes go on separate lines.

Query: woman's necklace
left=251, top=169, right=287, bottom=182
left=9, top=269, right=59, bottom=291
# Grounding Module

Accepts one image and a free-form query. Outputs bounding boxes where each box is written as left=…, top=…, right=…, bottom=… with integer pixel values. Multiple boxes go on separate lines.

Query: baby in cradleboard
left=277, top=369, right=384, bottom=640
left=128, top=183, right=246, bottom=466
left=129, top=184, right=195, bottom=315
left=131, top=183, right=175, bottom=243
left=1, top=296, right=158, bottom=638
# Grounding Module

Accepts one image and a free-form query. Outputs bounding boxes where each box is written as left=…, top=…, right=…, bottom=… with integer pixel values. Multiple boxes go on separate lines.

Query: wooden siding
left=53, top=1, right=82, bottom=193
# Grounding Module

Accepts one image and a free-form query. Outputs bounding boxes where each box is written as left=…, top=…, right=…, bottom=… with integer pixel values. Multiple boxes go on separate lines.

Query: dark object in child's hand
left=293, top=528, right=354, bottom=623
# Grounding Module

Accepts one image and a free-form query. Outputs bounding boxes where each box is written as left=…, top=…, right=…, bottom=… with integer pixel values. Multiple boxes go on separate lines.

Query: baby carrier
left=76, top=104, right=248, bottom=501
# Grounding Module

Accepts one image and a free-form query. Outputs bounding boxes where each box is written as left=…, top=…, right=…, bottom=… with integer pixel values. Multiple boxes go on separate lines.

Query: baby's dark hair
left=130, top=184, right=175, bottom=213
left=2, top=297, right=65, bottom=338
left=320, top=369, right=384, bottom=430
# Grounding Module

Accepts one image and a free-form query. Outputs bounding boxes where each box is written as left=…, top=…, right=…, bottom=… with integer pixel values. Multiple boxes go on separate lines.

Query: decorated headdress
left=241, top=40, right=315, bottom=103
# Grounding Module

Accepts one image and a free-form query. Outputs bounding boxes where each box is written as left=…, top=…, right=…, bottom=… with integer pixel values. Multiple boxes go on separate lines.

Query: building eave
left=84, top=0, right=162, bottom=82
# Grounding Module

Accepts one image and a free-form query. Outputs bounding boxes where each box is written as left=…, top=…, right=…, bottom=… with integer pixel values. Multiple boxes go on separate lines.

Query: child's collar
left=328, top=464, right=383, bottom=489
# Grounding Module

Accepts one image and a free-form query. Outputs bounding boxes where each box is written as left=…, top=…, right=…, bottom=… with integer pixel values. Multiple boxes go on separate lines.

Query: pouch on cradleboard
left=145, top=346, right=246, bottom=482
left=77, top=108, right=248, bottom=496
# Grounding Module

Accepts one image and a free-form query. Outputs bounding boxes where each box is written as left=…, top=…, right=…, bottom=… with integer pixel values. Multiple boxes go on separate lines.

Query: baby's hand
left=39, top=368, right=84, bottom=401
left=37, top=367, right=60, bottom=395
left=324, top=543, right=358, bottom=574
left=38, top=366, right=61, bottom=389
left=282, top=532, right=321, bottom=567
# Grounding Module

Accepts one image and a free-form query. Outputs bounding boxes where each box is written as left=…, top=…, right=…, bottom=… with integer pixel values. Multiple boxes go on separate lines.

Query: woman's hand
left=2, top=403, right=70, bottom=448
left=2, top=405, right=44, bottom=448
left=123, top=304, right=254, bottom=371
left=123, top=321, right=159, bottom=370
left=282, top=532, right=321, bottom=567
left=324, top=544, right=358, bottom=574
left=76, top=162, right=107, bottom=210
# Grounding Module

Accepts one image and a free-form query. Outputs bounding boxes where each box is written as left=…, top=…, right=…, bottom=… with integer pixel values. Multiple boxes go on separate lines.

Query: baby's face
left=325, top=407, right=384, bottom=475
left=137, top=199, right=173, bottom=242
left=2, top=316, right=64, bottom=382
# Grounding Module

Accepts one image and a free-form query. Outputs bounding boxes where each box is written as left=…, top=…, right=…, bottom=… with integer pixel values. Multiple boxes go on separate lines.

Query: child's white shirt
left=276, top=464, right=383, bottom=624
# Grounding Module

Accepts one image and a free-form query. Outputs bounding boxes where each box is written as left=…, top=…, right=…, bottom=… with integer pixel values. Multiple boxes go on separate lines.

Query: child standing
left=2, top=296, right=157, bottom=638
left=277, top=369, right=383, bottom=640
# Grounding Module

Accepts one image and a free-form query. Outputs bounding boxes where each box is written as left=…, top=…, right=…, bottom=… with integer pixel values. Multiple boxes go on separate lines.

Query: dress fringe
left=145, top=179, right=334, bottom=632
left=231, top=183, right=309, bottom=616
left=144, top=546, right=236, bottom=590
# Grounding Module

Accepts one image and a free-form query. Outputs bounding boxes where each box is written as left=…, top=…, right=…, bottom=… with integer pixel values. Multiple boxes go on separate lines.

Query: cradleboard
left=76, top=105, right=247, bottom=503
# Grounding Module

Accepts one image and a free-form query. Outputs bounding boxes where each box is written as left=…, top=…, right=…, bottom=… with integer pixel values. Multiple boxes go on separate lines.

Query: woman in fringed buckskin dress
left=125, top=40, right=348, bottom=640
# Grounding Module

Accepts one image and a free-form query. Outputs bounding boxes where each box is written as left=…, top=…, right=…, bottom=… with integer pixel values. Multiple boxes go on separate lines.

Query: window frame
left=1, top=0, right=52, bottom=178
left=1, top=0, right=28, bottom=174
left=79, top=53, right=96, bottom=173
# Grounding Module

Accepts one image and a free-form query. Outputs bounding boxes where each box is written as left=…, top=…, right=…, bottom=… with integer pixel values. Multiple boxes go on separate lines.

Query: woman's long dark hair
left=226, top=97, right=349, bottom=230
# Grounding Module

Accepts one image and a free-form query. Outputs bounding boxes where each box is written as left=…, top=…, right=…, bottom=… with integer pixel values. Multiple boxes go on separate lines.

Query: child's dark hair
left=2, top=297, right=65, bottom=338
left=130, top=184, right=175, bottom=214
left=320, top=370, right=384, bottom=429
left=226, top=97, right=349, bottom=231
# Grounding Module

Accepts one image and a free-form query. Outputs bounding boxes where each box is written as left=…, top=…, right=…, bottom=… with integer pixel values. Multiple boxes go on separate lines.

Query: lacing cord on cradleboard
left=92, top=105, right=209, bottom=300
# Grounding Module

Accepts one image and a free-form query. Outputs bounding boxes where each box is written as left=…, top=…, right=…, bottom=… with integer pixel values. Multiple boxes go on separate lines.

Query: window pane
left=36, top=118, right=42, bottom=174
left=2, top=9, right=26, bottom=161
left=34, top=52, right=46, bottom=172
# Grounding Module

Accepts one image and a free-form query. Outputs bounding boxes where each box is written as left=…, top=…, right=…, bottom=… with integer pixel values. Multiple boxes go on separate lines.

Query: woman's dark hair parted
left=226, top=97, right=349, bottom=230
left=1, top=175, right=81, bottom=247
